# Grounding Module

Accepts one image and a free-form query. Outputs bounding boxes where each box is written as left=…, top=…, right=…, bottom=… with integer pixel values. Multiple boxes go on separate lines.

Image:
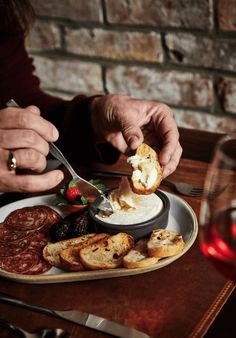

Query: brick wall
left=27, top=0, right=236, bottom=133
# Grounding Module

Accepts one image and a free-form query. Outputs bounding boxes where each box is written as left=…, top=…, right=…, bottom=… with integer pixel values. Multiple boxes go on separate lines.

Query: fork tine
left=191, top=187, right=204, bottom=193
left=190, top=190, right=203, bottom=196
left=189, top=190, right=203, bottom=197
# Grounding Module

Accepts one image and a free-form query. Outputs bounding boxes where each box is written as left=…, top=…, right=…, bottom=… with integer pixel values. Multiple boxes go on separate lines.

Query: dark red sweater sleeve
left=0, top=34, right=119, bottom=164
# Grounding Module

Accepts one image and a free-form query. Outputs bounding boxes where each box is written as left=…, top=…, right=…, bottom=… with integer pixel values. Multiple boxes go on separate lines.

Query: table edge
left=189, top=280, right=235, bottom=337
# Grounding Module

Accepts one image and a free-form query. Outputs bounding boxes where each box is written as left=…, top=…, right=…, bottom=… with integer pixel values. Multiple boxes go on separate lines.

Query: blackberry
left=49, top=221, right=70, bottom=242
left=68, top=212, right=89, bottom=238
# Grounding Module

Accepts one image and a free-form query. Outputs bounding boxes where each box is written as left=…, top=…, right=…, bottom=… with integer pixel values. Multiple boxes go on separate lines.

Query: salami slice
left=24, top=256, right=52, bottom=275
left=0, top=204, right=63, bottom=275
left=28, top=231, right=48, bottom=252
left=0, top=223, right=33, bottom=243
left=4, top=206, right=48, bottom=231
left=0, top=237, right=30, bottom=257
left=38, top=205, right=62, bottom=233
left=0, top=249, right=39, bottom=274
left=42, top=205, right=62, bottom=223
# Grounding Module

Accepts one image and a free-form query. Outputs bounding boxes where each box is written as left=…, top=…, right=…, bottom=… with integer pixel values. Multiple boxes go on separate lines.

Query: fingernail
left=53, top=127, right=59, bottom=140
left=129, top=136, right=140, bottom=149
left=56, top=172, right=64, bottom=182
left=162, top=153, right=171, bottom=165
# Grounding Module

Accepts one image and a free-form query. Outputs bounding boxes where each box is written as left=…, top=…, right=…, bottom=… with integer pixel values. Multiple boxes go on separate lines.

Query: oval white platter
left=0, top=191, right=198, bottom=284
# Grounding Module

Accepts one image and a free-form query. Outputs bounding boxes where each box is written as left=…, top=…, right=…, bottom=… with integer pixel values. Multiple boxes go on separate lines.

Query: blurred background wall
left=27, top=0, right=236, bottom=133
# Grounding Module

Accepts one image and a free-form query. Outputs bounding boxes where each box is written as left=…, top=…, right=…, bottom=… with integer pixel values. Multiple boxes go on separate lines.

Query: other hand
left=91, top=94, right=182, bottom=178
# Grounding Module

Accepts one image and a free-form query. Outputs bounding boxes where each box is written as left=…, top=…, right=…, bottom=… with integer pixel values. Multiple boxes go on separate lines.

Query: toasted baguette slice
left=147, top=229, right=185, bottom=258
left=123, top=238, right=158, bottom=269
left=128, top=143, right=163, bottom=195
left=43, top=233, right=96, bottom=267
left=59, top=233, right=109, bottom=271
left=79, top=233, right=134, bottom=270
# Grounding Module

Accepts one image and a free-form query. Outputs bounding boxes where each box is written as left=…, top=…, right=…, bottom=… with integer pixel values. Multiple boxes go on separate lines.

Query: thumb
left=122, top=123, right=144, bottom=150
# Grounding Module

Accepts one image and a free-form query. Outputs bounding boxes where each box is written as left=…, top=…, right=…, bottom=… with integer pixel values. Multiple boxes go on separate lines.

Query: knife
left=0, top=292, right=151, bottom=338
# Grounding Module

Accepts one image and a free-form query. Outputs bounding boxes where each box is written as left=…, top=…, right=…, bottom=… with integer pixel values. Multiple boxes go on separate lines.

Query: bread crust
left=59, top=233, right=109, bottom=271
left=43, top=229, right=185, bottom=271
left=123, top=238, right=158, bottom=269
left=79, top=233, right=134, bottom=270
left=43, top=233, right=96, bottom=267
left=129, top=143, right=163, bottom=195
left=147, top=229, right=185, bottom=258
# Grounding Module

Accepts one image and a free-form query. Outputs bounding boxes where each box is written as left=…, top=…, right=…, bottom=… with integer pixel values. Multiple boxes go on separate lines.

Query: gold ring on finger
left=8, top=151, right=17, bottom=171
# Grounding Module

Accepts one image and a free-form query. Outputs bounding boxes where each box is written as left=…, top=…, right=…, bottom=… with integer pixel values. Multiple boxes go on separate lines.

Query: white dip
left=96, top=178, right=163, bottom=225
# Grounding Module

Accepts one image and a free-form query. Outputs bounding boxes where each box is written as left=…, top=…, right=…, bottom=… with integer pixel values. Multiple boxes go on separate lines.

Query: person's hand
left=91, top=94, right=182, bottom=178
left=0, top=105, right=64, bottom=193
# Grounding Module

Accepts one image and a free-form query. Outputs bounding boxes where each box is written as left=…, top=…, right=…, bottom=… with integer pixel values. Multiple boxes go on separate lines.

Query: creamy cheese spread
left=96, top=177, right=163, bottom=225
left=127, top=154, right=158, bottom=189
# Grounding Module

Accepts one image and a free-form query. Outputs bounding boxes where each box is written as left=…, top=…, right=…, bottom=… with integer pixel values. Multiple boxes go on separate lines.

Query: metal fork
left=0, top=318, right=69, bottom=338
left=91, top=170, right=203, bottom=196
left=161, top=179, right=204, bottom=197
left=48, top=142, right=113, bottom=211
left=91, top=171, right=227, bottom=198
left=163, top=179, right=228, bottom=198
left=6, top=99, right=113, bottom=213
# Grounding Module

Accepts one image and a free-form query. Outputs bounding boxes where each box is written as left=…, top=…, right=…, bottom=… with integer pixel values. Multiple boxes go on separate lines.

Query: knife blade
left=0, top=292, right=151, bottom=338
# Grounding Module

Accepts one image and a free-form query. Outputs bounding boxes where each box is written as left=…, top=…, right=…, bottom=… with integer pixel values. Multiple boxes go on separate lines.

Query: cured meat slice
left=4, top=206, right=48, bottom=231
left=0, top=250, right=39, bottom=274
left=28, top=231, right=48, bottom=252
left=0, top=223, right=33, bottom=243
left=38, top=205, right=62, bottom=233
left=41, top=205, right=62, bottom=224
left=0, top=237, right=30, bottom=257
left=24, top=256, right=52, bottom=275
left=0, top=204, right=63, bottom=275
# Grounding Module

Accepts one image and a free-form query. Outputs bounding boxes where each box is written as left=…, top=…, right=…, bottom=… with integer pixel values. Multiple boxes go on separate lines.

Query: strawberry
left=65, top=179, right=81, bottom=201
left=66, top=187, right=80, bottom=200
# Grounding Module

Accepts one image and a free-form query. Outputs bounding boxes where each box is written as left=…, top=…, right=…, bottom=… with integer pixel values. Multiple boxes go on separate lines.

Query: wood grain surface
left=0, top=128, right=234, bottom=338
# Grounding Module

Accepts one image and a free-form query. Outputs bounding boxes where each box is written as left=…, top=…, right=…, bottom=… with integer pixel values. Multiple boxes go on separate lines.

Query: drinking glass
left=199, top=132, right=236, bottom=281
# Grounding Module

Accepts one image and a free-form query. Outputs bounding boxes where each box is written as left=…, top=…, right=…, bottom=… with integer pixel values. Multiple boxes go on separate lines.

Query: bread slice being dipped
left=128, top=143, right=163, bottom=195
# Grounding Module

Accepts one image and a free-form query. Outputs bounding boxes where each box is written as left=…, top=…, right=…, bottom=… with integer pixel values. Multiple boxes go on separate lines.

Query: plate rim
left=0, top=191, right=198, bottom=284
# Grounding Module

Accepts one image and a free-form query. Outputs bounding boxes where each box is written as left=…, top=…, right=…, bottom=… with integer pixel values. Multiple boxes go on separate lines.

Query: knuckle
left=158, top=102, right=173, bottom=115
left=24, top=149, right=38, bottom=162
left=23, top=130, right=37, bottom=146
left=26, top=105, right=40, bottom=114
left=17, top=112, right=29, bottom=128
left=24, top=150, right=46, bottom=171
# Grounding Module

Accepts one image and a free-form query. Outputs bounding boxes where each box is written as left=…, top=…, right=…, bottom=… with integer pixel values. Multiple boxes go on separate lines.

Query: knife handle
left=0, top=292, right=58, bottom=318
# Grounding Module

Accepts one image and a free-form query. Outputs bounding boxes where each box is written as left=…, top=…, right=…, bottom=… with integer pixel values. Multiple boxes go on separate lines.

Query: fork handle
left=161, top=179, right=176, bottom=189
left=49, top=143, right=106, bottom=195
left=49, top=142, right=78, bottom=180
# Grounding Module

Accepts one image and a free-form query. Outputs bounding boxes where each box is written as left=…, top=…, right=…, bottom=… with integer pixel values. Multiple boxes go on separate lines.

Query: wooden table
left=0, top=153, right=235, bottom=338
